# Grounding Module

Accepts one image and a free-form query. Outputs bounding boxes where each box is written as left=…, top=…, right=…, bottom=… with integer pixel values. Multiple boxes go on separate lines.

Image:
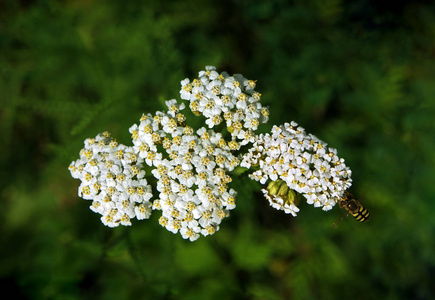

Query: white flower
left=243, top=122, right=352, bottom=215
left=179, top=66, right=269, bottom=145
left=69, top=132, right=154, bottom=227
left=180, top=225, right=201, bottom=242
left=128, top=103, right=239, bottom=241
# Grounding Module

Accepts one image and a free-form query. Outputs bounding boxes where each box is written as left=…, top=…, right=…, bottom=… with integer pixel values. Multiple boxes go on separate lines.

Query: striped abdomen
left=351, top=205, right=370, bottom=222
left=339, top=192, right=370, bottom=223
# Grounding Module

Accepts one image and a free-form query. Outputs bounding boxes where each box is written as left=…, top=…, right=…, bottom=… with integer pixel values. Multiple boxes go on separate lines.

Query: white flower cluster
left=241, top=122, right=352, bottom=215
left=68, top=67, right=358, bottom=240
left=180, top=66, right=269, bottom=145
left=68, top=132, right=153, bottom=227
left=129, top=100, right=239, bottom=241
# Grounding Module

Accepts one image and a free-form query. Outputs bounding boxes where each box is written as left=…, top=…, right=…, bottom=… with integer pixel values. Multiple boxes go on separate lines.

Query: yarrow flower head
left=180, top=66, right=269, bottom=146
left=241, top=122, right=352, bottom=215
left=68, top=132, right=153, bottom=227
left=68, top=66, right=360, bottom=243
left=129, top=100, right=238, bottom=241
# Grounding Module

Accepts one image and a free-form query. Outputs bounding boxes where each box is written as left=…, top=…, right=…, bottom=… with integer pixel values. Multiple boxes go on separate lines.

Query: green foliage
left=1, top=0, right=435, bottom=299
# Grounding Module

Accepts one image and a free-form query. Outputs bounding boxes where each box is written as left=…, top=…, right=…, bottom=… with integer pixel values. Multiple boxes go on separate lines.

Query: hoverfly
left=338, top=191, right=370, bottom=222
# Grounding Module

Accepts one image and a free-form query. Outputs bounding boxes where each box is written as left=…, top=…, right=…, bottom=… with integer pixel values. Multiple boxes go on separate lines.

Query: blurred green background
left=1, top=0, right=435, bottom=299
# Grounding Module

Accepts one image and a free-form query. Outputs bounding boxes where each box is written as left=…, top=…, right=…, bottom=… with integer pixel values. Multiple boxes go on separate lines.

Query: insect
left=338, top=191, right=370, bottom=222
